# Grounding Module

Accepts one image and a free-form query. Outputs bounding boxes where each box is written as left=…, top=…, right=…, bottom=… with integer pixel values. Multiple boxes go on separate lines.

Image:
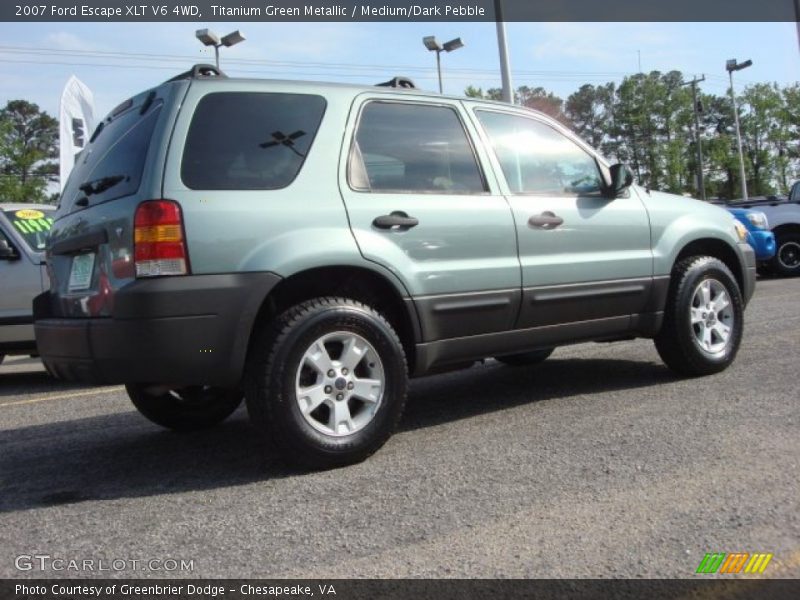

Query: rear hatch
left=45, top=81, right=187, bottom=318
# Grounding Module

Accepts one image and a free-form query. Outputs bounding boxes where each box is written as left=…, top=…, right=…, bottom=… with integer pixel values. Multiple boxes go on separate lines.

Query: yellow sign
left=15, top=209, right=45, bottom=220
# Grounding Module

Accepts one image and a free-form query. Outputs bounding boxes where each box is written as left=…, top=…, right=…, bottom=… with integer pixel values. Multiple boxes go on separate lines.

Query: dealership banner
left=58, top=75, right=95, bottom=191
left=2, top=0, right=797, bottom=22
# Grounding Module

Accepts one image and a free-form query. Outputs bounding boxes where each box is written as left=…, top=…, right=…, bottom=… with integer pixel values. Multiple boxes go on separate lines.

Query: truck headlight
left=745, top=211, right=769, bottom=230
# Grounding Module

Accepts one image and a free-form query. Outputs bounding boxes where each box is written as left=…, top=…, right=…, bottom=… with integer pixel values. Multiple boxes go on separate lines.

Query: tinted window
left=351, top=102, right=485, bottom=194
left=182, top=93, right=326, bottom=190
left=61, top=100, right=163, bottom=210
left=3, top=208, right=55, bottom=252
left=476, top=111, right=602, bottom=195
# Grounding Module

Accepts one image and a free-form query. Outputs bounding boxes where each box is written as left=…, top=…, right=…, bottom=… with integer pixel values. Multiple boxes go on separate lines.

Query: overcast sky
left=0, top=21, right=798, bottom=119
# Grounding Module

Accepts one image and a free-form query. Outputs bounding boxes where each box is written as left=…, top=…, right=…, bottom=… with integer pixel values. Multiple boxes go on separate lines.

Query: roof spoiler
left=165, top=64, right=227, bottom=83
left=375, top=76, right=417, bottom=89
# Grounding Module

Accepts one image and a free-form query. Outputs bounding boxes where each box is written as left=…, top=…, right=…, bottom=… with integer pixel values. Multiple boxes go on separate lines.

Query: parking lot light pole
left=195, top=29, right=246, bottom=69
left=726, top=58, right=752, bottom=200
left=423, top=36, right=464, bottom=94
left=495, top=0, right=514, bottom=104
left=796, top=0, right=800, bottom=53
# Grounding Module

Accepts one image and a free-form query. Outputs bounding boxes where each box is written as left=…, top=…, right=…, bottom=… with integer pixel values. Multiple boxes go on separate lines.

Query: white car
left=0, top=203, right=55, bottom=364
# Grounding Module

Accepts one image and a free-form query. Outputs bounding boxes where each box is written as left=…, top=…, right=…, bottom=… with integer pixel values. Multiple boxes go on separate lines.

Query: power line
left=0, top=44, right=632, bottom=79
left=0, top=57, right=630, bottom=84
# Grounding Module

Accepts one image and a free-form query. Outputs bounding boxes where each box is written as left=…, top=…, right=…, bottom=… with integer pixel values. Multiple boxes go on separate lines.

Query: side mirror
left=607, top=163, right=634, bottom=198
left=790, top=182, right=800, bottom=203
left=0, top=239, right=19, bottom=260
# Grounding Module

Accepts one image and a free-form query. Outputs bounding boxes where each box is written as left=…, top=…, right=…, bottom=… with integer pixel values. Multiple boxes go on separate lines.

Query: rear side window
left=181, top=92, right=326, bottom=190
left=61, top=99, right=164, bottom=210
left=350, top=101, right=486, bottom=194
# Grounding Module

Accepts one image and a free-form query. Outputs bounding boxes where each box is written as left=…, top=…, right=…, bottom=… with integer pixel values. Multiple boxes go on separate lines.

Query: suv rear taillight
left=134, top=200, right=189, bottom=277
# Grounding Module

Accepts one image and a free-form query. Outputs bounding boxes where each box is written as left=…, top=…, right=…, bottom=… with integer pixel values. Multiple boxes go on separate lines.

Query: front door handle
left=373, top=211, right=419, bottom=230
left=528, top=211, right=564, bottom=230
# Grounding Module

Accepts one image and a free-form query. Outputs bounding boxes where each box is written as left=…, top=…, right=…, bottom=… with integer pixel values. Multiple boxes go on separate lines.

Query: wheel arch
left=672, top=238, right=745, bottom=298
left=247, top=265, right=421, bottom=374
left=772, top=223, right=800, bottom=239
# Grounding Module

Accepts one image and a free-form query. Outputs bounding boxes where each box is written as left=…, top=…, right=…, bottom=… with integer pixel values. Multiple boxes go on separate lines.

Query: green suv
left=34, top=65, right=756, bottom=468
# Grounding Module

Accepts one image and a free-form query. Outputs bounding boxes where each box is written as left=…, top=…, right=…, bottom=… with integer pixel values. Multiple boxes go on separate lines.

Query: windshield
left=3, top=208, right=55, bottom=252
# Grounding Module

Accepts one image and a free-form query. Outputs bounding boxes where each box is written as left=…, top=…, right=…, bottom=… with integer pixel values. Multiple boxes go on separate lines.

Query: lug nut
left=327, top=369, right=335, bottom=377
left=347, top=382, right=354, bottom=390
left=324, top=386, right=332, bottom=394
left=341, top=368, right=348, bottom=375
left=336, top=393, right=344, bottom=401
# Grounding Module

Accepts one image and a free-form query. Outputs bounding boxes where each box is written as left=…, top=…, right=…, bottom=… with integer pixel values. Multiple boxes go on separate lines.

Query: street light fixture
left=195, top=28, right=246, bottom=69
left=726, top=58, right=752, bottom=200
left=423, top=35, right=464, bottom=94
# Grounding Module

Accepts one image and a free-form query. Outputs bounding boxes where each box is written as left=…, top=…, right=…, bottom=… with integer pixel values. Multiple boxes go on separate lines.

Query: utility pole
left=495, top=0, right=514, bottom=103
left=726, top=59, right=752, bottom=200
left=682, top=75, right=707, bottom=200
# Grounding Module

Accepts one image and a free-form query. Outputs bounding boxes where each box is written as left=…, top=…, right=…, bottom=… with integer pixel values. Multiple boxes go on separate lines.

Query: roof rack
left=165, top=64, right=227, bottom=83
left=375, top=76, right=417, bottom=89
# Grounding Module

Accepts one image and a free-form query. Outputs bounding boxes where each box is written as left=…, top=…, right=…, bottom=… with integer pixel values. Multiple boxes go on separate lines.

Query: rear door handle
left=372, top=211, right=419, bottom=230
left=528, top=211, right=564, bottom=230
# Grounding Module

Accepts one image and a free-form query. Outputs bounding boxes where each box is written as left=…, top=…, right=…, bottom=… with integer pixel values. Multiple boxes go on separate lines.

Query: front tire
left=245, top=297, right=408, bottom=470
left=771, top=233, right=800, bottom=277
left=654, top=256, right=743, bottom=376
left=126, top=384, right=243, bottom=431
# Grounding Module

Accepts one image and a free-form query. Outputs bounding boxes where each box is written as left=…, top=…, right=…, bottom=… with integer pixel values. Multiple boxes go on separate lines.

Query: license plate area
left=68, top=252, right=96, bottom=291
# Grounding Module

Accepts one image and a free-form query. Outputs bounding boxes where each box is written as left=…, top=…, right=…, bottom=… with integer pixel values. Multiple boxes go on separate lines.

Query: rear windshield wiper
left=78, top=174, right=126, bottom=196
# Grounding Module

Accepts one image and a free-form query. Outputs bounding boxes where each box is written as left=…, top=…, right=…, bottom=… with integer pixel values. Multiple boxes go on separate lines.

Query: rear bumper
left=34, top=273, right=281, bottom=387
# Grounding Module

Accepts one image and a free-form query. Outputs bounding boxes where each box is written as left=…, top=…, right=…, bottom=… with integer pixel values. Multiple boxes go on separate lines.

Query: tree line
left=466, top=71, right=799, bottom=199
left=1, top=71, right=799, bottom=204
left=0, top=100, right=58, bottom=204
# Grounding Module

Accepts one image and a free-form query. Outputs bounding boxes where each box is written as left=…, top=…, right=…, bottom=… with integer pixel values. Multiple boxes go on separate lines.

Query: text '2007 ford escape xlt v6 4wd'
left=34, top=65, right=756, bottom=468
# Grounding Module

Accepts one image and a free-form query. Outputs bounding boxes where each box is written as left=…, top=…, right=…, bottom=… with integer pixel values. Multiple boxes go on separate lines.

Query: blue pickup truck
left=726, top=207, right=776, bottom=263
left=717, top=182, right=800, bottom=276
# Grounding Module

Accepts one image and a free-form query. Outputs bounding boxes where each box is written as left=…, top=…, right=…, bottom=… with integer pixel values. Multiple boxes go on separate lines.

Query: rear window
left=181, top=92, right=326, bottom=190
left=4, top=208, right=55, bottom=252
left=350, top=101, right=486, bottom=194
left=60, top=98, right=164, bottom=210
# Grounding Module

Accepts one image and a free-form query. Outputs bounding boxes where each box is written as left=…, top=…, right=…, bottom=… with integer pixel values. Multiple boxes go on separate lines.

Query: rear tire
left=245, top=297, right=408, bottom=470
left=495, top=348, right=554, bottom=367
left=126, top=384, right=243, bottom=431
left=770, top=233, right=800, bottom=277
left=654, top=256, right=743, bottom=376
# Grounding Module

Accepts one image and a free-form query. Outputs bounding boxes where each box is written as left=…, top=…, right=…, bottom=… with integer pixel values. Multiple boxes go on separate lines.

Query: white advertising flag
left=59, top=76, right=95, bottom=191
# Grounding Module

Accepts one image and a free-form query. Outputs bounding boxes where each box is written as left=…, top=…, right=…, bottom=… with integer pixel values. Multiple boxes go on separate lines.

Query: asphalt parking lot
left=0, top=277, right=798, bottom=579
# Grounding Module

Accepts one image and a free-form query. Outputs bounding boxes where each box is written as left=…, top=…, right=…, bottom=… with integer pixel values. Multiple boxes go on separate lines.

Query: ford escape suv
left=34, top=65, right=756, bottom=468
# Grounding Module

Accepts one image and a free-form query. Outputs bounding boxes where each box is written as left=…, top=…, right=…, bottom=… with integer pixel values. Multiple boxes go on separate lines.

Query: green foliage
left=0, top=100, right=59, bottom=203
left=466, top=74, right=800, bottom=199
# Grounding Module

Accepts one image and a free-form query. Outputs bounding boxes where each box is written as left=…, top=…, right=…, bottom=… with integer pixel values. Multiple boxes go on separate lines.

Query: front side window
left=351, top=101, right=486, bottom=194
left=182, top=92, right=326, bottom=190
left=476, top=110, right=603, bottom=196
